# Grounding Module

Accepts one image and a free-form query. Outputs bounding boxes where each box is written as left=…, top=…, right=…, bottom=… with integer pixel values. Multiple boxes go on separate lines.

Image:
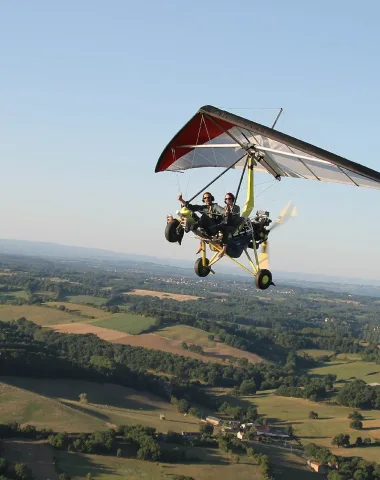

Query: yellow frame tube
left=201, top=240, right=207, bottom=267
left=243, top=248, right=258, bottom=274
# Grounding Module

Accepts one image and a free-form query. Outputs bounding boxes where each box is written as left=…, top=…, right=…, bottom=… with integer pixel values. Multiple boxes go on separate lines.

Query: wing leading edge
left=155, top=105, right=380, bottom=190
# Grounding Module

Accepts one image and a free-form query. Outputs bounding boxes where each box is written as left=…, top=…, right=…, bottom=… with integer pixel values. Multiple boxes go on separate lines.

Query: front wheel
left=255, top=269, right=273, bottom=290
left=194, top=258, right=211, bottom=277
left=165, top=219, right=184, bottom=244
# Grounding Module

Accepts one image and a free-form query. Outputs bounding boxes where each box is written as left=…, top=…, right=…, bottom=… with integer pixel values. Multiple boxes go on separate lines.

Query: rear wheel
left=255, top=269, right=273, bottom=290
left=194, top=258, right=211, bottom=277
left=165, top=219, right=184, bottom=243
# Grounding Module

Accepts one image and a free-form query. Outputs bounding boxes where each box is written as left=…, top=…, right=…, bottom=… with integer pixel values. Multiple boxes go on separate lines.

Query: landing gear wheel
left=165, top=220, right=184, bottom=244
left=194, top=258, right=211, bottom=277
left=255, top=269, right=273, bottom=290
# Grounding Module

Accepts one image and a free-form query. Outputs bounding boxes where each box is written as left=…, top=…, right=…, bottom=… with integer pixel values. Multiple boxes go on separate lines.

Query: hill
left=0, top=376, right=200, bottom=433
left=48, top=323, right=265, bottom=365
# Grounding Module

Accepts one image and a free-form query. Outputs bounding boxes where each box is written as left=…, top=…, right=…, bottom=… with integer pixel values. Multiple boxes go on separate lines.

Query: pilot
left=177, top=192, right=224, bottom=236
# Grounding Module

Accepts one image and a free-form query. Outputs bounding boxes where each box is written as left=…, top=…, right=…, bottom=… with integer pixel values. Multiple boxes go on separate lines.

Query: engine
left=251, top=210, right=272, bottom=246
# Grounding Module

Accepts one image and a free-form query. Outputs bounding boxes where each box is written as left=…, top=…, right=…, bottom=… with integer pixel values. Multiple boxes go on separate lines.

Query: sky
left=1, top=0, right=380, bottom=280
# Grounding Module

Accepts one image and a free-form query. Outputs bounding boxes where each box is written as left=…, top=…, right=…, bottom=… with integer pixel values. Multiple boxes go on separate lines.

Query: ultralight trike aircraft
left=155, top=105, right=380, bottom=289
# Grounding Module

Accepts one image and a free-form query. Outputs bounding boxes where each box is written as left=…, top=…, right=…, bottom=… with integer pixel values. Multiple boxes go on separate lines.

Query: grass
left=91, top=313, right=156, bottom=335
left=248, top=390, right=380, bottom=463
left=55, top=447, right=263, bottom=480
left=0, top=376, right=199, bottom=433
left=158, top=325, right=217, bottom=347
left=155, top=325, right=264, bottom=364
left=66, top=295, right=108, bottom=306
left=0, top=379, right=105, bottom=432
left=310, top=361, right=380, bottom=384
left=123, top=288, right=201, bottom=302
left=1, top=290, right=29, bottom=299
left=46, top=302, right=108, bottom=319
left=297, top=349, right=335, bottom=359
left=0, top=305, right=82, bottom=325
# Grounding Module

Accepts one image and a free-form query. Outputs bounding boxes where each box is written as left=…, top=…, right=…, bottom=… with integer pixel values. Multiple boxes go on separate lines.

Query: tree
left=14, top=463, right=33, bottom=480
left=350, top=419, right=363, bottom=430
left=199, top=423, right=214, bottom=437
left=0, top=459, right=8, bottom=475
left=239, top=379, right=256, bottom=395
left=237, top=357, right=248, bottom=367
left=79, top=393, right=88, bottom=404
left=188, top=407, right=201, bottom=418
left=181, top=342, right=188, bottom=350
left=177, top=399, right=190, bottom=414
left=355, top=436, right=363, bottom=447
left=308, top=411, right=318, bottom=419
left=173, top=476, right=196, bottom=480
left=348, top=410, right=364, bottom=420
left=286, top=425, right=294, bottom=438
left=59, top=474, right=71, bottom=480
left=331, top=434, right=350, bottom=448
left=353, top=470, right=370, bottom=480
left=328, top=472, right=344, bottom=480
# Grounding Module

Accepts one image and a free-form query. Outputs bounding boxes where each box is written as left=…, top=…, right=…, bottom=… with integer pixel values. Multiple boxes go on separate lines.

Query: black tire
left=165, top=219, right=184, bottom=243
left=255, top=269, right=273, bottom=290
left=194, top=258, right=211, bottom=277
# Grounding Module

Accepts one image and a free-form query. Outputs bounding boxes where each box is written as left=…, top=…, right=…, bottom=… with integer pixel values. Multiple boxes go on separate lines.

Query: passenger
left=219, top=192, right=242, bottom=257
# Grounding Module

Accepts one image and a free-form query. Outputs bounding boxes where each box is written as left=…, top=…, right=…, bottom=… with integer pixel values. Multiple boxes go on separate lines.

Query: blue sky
left=1, top=0, right=380, bottom=280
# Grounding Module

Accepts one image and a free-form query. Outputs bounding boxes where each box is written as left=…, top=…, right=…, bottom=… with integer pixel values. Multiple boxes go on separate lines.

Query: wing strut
left=187, top=152, right=247, bottom=203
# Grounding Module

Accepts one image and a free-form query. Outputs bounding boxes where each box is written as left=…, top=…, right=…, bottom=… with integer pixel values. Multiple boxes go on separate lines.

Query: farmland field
left=0, top=376, right=200, bottom=433
left=47, top=302, right=108, bottom=318
left=123, top=288, right=202, bottom=301
left=249, top=391, right=380, bottom=462
left=310, top=360, right=380, bottom=384
left=48, top=323, right=131, bottom=342
left=0, top=379, right=105, bottom=431
left=66, top=295, right=108, bottom=306
left=55, top=447, right=263, bottom=480
left=297, top=349, right=335, bottom=358
left=91, top=313, right=157, bottom=334
left=0, top=305, right=82, bottom=325
left=116, top=330, right=264, bottom=363
left=157, top=325, right=265, bottom=363
left=0, top=289, right=29, bottom=299
left=3, top=439, right=59, bottom=480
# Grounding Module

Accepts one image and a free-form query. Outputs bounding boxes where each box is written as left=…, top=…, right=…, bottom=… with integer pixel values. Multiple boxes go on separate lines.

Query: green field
left=0, top=289, right=29, bottom=299
left=297, top=349, right=335, bottom=359
left=0, top=305, right=82, bottom=325
left=310, top=360, right=380, bottom=384
left=0, top=376, right=198, bottom=433
left=92, top=313, right=156, bottom=335
left=158, top=325, right=217, bottom=347
left=66, top=295, right=109, bottom=306
left=47, top=302, right=109, bottom=319
left=249, top=391, right=380, bottom=462
left=55, top=448, right=263, bottom=480
left=0, top=379, right=105, bottom=431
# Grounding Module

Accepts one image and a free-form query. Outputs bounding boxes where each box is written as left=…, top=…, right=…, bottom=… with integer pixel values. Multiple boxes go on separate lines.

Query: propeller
left=258, top=201, right=297, bottom=270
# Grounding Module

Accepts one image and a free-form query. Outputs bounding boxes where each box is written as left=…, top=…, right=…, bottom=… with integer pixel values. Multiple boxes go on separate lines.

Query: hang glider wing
left=155, top=105, right=380, bottom=190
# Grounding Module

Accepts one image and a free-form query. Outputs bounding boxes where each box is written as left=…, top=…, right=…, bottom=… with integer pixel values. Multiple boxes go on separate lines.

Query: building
left=205, top=416, right=221, bottom=426
left=308, top=461, right=327, bottom=474
left=237, top=431, right=248, bottom=441
left=255, top=426, right=270, bottom=434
